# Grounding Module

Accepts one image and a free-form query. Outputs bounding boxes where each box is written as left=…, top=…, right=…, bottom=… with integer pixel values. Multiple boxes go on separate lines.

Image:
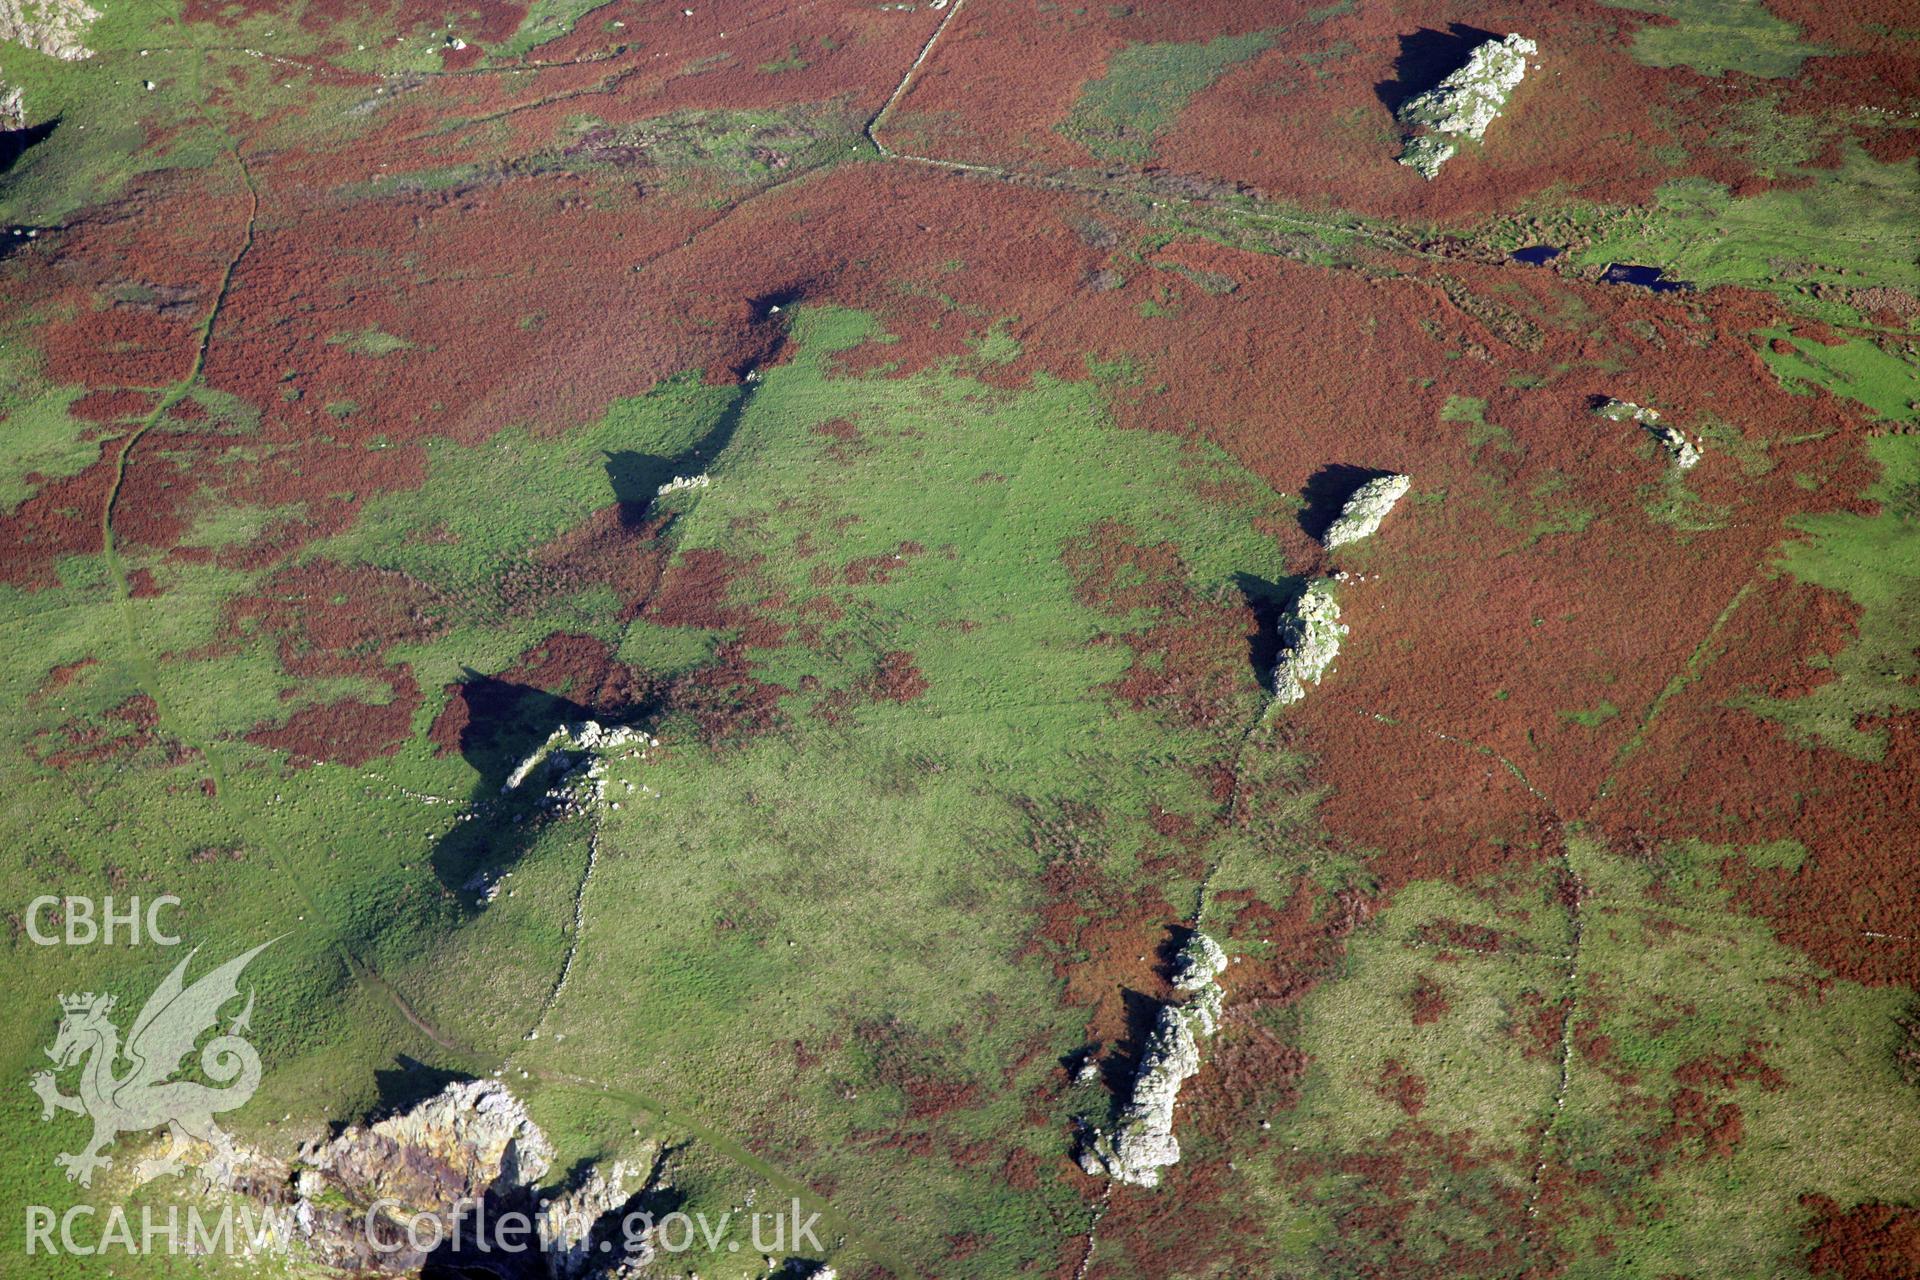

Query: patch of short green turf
left=1760, top=330, right=1920, bottom=423
left=513, top=304, right=1305, bottom=1273
left=492, top=0, right=620, bottom=60
left=1737, top=434, right=1920, bottom=759
left=0, top=376, right=101, bottom=513
left=325, top=327, right=417, bottom=357
left=1546, top=831, right=1919, bottom=1277
left=1061, top=30, right=1273, bottom=165
left=1569, top=144, right=1920, bottom=306
left=1599, top=0, right=1827, bottom=77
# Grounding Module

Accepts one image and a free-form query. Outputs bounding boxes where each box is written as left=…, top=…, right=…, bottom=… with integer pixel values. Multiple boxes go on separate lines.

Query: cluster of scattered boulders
left=1077, top=932, right=1229, bottom=1188
left=655, top=473, right=710, bottom=497
left=501, top=720, right=656, bottom=816
left=1597, top=399, right=1702, bottom=469
left=1396, top=33, right=1536, bottom=179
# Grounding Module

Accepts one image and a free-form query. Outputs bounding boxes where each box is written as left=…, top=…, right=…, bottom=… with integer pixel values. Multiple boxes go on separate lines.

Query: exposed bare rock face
left=1396, top=33, right=1536, bottom=178
left=285, top=1078, right=557, bottom=1273
left=0, top=0, right=101, bottom=60
left=187, top=1079, right=663, bottom=1276
left=1077, top=932, right=1230, bottom=1187
left=1268, top=579, right=1346, bottom=708
left=1324, top=473, right=1411, bottom=550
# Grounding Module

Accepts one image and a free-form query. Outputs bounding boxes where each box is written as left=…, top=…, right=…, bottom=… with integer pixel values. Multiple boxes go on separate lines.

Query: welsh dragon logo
left=29, top=941, right=272, bottom=1187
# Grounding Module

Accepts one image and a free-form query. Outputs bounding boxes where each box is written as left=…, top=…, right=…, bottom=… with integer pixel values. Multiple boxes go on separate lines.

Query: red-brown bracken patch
left=1376, top=1058, right=1428, bottom=1116
left=1803, top=1196, right=1920, bottom=1280
left=427, top=633, right=657, bottom=758
left=1409, top=971, right=1450, bottom=1025
left=1061, top=518, right=1256, bottom=731
left=70, top=390, right=157, bottom=422
left=34, top=694, right=194, bottom=771
left=217, top=561, right=448, bottom=765
left=247, top=671, right=422, bottom=766
left=31, top=656, right=98, bottom=704
left=813, top=650, right=928, bottom=725
left=665, top=639, right=790, bottom=747
left=1595, top=574, right=1920, bottom=986
left=886, top=0, right=1906, bottom=223
left=644, top=547, right=787, bottom=647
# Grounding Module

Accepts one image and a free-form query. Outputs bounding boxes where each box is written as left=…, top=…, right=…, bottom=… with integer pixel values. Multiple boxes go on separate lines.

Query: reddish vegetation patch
left=666, top=640, right=789, bottom=747
left=840, top=539, right=924, bottom=586
left=428, top=633, right=658, bottom=758
left=1283, top=702, right=1560, bottom=893
left=31, top=656, right=98, bottom=704
left=1185, top=886, right=1364, bottom=1143
left=248, top=672, right=422, bottom=766
left=645, top=548, right=787, bottom=647
left=1803, top=1197, right=1920, bottom=1280
left=1596, top=575, right=1920, bottom=986
left=1376, top=1058, right=1428, bottom=1116
left=851, top=1016, right=983, bottom=1123
left=71, top=390, right=156, bottom=422
left=1088, top=1158, right=1272, bottom=1280
left=0, top=456, right=113, bottom=590
left=218, top=561, right=448, bottom=766
left=888, top=0, right=1902, bottom=221
left=1061, top=518, right=1256, bottom=731
left=517, top=504, right=671, bottom=620
left=814, top=650, right=928, bottom=724
left=34, top=694, right=190, bottom=771
left=1511, top=989, right=1569, bottom=1062
left=1409, top=972, right=1450, bottom=1025
left=1271, top=1121, right=1534, bottom=1278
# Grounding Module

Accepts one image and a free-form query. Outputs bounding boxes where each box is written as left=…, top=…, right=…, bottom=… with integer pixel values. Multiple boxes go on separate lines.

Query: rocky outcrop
left=546, top=1160, right=650, bottom=1279
left=655, top=473, right=710, bottom=496
left=1324, top=473, right=1410, bottom=549
left=297, top=1079, right=553, bottom=1271
left=1598, top=399, right=1701, bottom=469
left=0, top=0, right=100, bottom=59
left=1, top=82, right=23, bottom=131
left=1396, top=34, right=1536, bottom=179
left=1269, top=580, right=1346, bottom=707
left=186, top=1080, right=668, bottom=1277
left=502, top=719, right=653, bottom=799
left=1170, top=930, right=1227, bottom=1037
left=1078, top=932, right=1229, bottom=1188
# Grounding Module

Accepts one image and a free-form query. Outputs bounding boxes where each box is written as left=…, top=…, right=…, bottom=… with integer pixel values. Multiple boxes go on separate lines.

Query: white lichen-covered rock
left=1171, top=931, right=1228, bottom=993
left=0, top=0, right=101, bottom=59
left=1077, top=1005, right=1202, bottom=1187
left=1396, top=33, right=1535, bottom=178
left=545, top=1161, right=653, bottom=1279
left=501, top=720, right=650, bottom=794
left=1324, top=473, right=1411, bottom=549
left=1270, top=580, right=1346, bottom=706
left=1, top=83, right=23, bottom=131
left=1079, top=932, right=1229, bottom=1184
left=1183, top=980, right=1225, bottom=1039
left=1397, top=134, right=1455, bottom=180
left=1597, top=399, right=1701, bottom=469
left=655, top=472, right=710, bottom=496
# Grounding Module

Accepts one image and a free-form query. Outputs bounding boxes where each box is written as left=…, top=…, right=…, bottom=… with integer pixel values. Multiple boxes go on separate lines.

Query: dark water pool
left=1510, top=245, right=1562, bottom=265
left=1601, top=262, right=1691, bottom=293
